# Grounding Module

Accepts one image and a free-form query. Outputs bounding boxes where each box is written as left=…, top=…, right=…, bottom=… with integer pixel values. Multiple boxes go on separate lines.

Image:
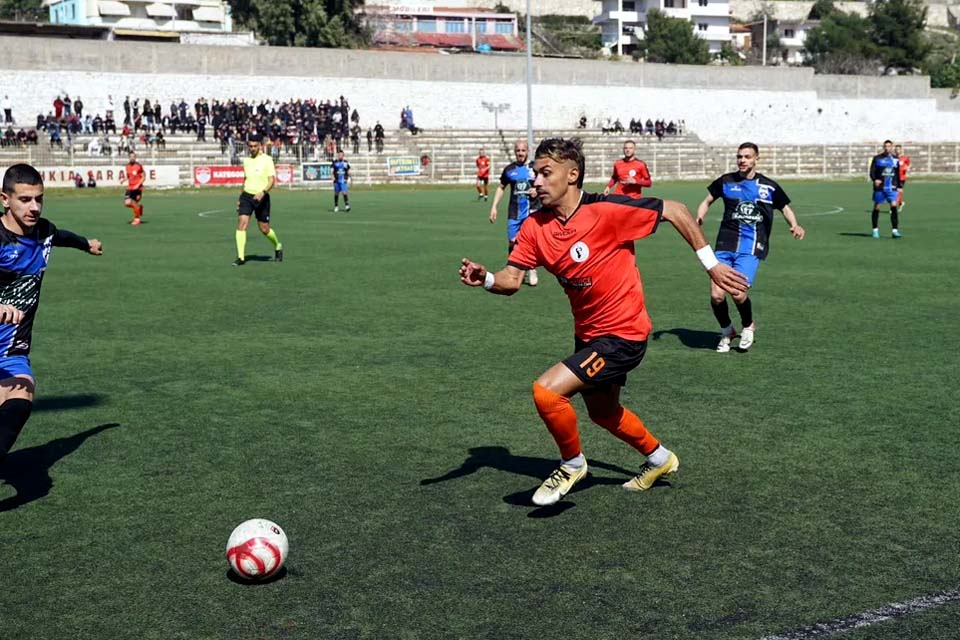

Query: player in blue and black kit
left=332, top=150, right=351, bottom=213
left=697, top=143, right=805, bottom=353
left=489, top=139, right=539, bottom=286
left=869, top=140, right=902, bottom=239
left=0, top=164, right=103, bottom=467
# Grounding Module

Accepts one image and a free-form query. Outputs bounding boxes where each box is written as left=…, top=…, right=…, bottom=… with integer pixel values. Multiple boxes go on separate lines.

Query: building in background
left=594, top=0, right=731, bottom=56
left=362, top=4, right=522, bottom=52
left=42, top=0, right=252, bottom=44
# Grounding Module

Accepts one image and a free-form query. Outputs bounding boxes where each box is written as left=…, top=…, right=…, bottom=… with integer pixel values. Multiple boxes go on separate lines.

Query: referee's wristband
left=483, top=271, right=496, bottom=290
left=696, top=245, right=719, bottom=271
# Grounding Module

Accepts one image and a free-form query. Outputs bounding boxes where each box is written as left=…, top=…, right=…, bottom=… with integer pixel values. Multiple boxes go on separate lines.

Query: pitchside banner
left=301, top=163, right=333, bottom=182
left=193, top=165, right=295, bottom=186
left=28, top=165, right=180, bottom=188
left=387, top=156, right=421, bottom=177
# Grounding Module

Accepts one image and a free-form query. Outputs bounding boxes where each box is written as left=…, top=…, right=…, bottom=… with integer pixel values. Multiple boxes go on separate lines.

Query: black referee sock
left=890, top=206, right=899, bottom=229
left=711, top=299, right=732, bottom=329
left=334, top=194, right=340, bottom=207
left=871, top=208, right=880, bottom=229
left=735, top=297, right=753, bottom=327
left=0, top=398, right=32, bottom=465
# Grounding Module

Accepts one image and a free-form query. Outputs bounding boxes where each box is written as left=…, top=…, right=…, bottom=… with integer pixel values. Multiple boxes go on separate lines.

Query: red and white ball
left=226, top=519, right=289, bottom=580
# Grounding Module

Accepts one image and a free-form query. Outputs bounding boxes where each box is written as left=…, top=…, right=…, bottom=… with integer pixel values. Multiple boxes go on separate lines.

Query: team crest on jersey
left=569, top=241, right=590, bottom=263
left=628, top=169, right=637, bottom=177
left=733, top=201, right=763, bottom=225
left=757, top=185, right=774, bottom=202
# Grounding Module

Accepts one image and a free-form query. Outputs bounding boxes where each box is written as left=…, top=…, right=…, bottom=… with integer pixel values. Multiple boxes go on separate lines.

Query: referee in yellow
left=234, top=133, right=283, bottom=266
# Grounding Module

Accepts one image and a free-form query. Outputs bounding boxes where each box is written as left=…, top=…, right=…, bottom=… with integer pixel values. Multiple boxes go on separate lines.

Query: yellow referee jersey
left=242, top=154, right=275, bottom=195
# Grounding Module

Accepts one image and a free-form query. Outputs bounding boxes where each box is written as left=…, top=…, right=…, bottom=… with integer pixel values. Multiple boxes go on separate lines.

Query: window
left=495, top=21, right=513, bottom=34
left=697, top=23, right=708, bottom=31
left=476, top=21, right=487, bottom=34
left=445, top=20, right=465, bottom=33
left=623, top=1, right=636, bottom=10
left=394, top=19, right=412, bottom=32
left=698, top=0, right=708, bottom=5
left=418, top=18, right=437, bottom=33
left=784, top=28, right=795, bottom=38
left=664, top=0, right=685, bottom=7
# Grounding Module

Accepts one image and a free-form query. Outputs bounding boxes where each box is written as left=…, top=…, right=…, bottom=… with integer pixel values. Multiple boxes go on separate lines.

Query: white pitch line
left=197, top=209, right=224, bottom=218
left=760, top=587, right=960, bottom=640
left=801, top=205, right=845, bottom=218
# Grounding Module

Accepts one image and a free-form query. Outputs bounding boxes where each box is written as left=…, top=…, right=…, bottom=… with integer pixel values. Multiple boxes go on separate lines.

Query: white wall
left=12, top=69, right=960, bottom=145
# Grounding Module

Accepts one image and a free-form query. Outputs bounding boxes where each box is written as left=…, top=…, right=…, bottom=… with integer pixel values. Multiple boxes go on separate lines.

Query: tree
left=226, top=0, right=367, bottom=48
left=0, top=0, right=45, bottom=21
left=803, top=9, right=880, bottom=74
left=923, top=32, right=960, bottom=92
left=869, top=0, right=930, bottom=73
left=633, top=10, right=710, bottom=65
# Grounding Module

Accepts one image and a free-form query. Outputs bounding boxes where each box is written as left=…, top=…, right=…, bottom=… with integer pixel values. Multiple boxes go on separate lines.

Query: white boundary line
left=197, top=209, right=224, bottom=218
left=760, top=587, right=960, bottom=639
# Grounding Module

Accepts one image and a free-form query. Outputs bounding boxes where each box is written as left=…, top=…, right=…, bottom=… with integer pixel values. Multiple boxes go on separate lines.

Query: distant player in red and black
left=460, top=138, right=747, bottom=506
left=475, top=149, right=490, bottom=201
left=121, top=151, right=145, bottom=225
left=894, top=144, right=910, bottom=210
left=603, top=140, right=651, bottom=198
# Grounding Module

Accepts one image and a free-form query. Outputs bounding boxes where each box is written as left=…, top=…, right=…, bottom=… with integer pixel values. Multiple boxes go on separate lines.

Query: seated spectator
left=49, top=126, right=63, bottom=148
left=666, top=121, right=677, bottom=135
left=2, top=126, right=13, bottom=147
left=25, top=129, right=37, bottom=145
left=87, top=136, right=101, bottom=156
left=87, top=171, right=97, bottom=188
left=645, top=119, right=654, bottom=134
left=156, top=130, right=166, bottom=150
left=578, top=115, right=587, bottom=129
left=74, top=172, right=85, bottom=188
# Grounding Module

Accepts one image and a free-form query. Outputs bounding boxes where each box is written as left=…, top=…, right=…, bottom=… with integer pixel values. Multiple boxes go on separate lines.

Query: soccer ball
left=225, top=518, right=289, bottom=580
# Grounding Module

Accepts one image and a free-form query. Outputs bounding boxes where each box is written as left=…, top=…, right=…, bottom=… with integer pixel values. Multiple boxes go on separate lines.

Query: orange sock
left=532, top=382, right=581, bottom=459
left=134, top=204, right=142, bottom=219
left=589, top=406, right=659, bottom=455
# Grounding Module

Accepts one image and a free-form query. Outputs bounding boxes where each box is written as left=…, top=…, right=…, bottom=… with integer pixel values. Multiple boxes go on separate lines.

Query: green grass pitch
left=1, top=179, right=959, bottom=640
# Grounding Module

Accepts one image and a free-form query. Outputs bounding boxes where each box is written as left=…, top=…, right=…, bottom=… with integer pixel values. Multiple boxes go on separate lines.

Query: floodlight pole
left=525, top=0, right=533, bottom=152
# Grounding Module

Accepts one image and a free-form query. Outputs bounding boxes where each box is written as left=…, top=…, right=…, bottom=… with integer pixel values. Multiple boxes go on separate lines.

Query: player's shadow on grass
left=838, top=232, right=876, bottom=238
left=243, top=255, right=275, bottom=263
left=652, top=328, right=717, bottom=350
left=0, top=422, right=119, bottom=512
left=32, top=393, right=106, bottom=412
left=421, top=446, right=641, bottom=518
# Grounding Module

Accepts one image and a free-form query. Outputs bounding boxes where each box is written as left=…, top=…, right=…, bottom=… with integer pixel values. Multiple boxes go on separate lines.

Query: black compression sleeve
left=52, top=229, right=91, bottom=251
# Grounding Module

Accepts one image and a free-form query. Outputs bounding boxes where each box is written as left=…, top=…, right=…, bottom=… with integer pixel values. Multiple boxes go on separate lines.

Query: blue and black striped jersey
left=708, top=172, right=790, bottom=260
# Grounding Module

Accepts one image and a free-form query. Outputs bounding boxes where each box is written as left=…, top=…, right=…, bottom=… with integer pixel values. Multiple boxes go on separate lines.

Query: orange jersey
left=125, top=162, right=145, bottom=190
left=508, top=192, right=662, bottom=341
left=476, top=156, right=490, bottom=178
left=898, top=155, right=910, bottom=183
left=609, top=158, right=651, bottom=197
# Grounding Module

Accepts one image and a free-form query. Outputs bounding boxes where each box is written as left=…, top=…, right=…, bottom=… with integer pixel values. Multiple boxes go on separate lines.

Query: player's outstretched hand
left=790, top=224, right=805, bottom=240
left=708, top=263, right=749, bottom=296
left=460, top=258, right=487, bottom=287
left=0, top=304, right=24, bottom=325
left=696, top=215, right=705, bottom=226
left=488, top=209, right=497, bottom=224
left=87, top=239, right=103, bottom=255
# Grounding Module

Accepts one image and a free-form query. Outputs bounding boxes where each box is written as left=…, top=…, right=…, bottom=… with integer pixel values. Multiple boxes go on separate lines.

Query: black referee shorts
left=237, top=192, right=271, bottom=223
left=562, top=335, right=648, bottom=389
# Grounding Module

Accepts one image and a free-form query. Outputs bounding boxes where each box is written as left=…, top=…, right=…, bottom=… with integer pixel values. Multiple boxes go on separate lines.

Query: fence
left=3, top=134, right=958, bottom=187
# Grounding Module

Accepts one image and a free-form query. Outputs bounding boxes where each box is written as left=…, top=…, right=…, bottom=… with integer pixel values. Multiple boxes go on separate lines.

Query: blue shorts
left=716, top=251, right=760, bottom=287
left=334, top=181, right=348, bottom=194
left=507, top=218, right=525, bottom=242
left=873, top=190, right=898, bottom=205
left=0, top=355, right=33, bottom=380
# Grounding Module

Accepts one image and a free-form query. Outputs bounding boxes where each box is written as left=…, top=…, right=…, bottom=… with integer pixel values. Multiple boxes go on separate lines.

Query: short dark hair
left=248, top=133, right=263, bottom=143
left=535, top=137, right=585, bottom=188
left=2, top=163, right=43, bottom=194
left=624, top=140, right=636, bottom=146
left=883, top=139, right=893, bottom=145
left=738, top=142, right=760, bottom=155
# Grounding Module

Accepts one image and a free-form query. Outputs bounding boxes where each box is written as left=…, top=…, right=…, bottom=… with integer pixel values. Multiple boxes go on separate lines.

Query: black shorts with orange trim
left=562, top=335, right=647, bottom=388
left=477, top=175, right=489, bottom=184
left=124, top=189, right=142, bottom=202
